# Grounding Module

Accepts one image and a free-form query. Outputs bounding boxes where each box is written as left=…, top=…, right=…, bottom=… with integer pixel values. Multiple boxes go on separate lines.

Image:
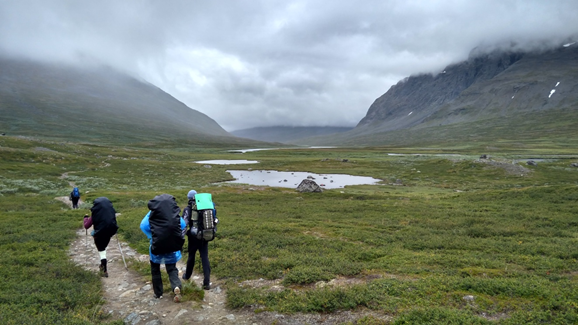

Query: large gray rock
left=296, top=179, right=323, bottom=193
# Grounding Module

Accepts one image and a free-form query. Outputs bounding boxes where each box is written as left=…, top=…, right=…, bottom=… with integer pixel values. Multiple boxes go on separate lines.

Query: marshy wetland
left=1, top=136, right=578, bottom=324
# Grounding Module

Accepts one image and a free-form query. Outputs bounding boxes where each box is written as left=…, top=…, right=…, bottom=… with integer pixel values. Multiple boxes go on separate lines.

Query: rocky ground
left=59, top=170, right=390, bottom=324
left=67, top=223, right=391, bottom=325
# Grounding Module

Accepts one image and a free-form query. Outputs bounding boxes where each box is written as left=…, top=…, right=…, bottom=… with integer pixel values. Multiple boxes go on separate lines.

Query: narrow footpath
left=60, top=172, right=388, bottom=324
left=67, top=224, right=389, bottom=325
left=69, top=224, right=388, bottom=325
left=68, top=223, right=259, bottom=325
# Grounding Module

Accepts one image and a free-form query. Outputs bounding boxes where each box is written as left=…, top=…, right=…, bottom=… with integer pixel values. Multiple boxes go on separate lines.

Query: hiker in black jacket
left=83, top=197, right=119, bottom=277
left=182, top=190, right=218, bottom=290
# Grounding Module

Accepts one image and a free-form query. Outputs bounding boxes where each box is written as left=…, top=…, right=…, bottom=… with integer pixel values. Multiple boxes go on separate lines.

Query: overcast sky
left=1, top=0, right=577, bottom=131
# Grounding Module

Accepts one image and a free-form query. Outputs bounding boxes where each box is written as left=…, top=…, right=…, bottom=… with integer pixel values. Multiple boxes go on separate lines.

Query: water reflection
left=195, top=160, right=259, bottom=165
left=226, top=170, right=381, bottom=189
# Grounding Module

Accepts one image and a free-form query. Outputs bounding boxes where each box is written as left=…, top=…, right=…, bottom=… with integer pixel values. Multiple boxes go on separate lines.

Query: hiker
left=70, top=187, right=81, bottom=209
left=140, top=194, right=185, bottom=302
left=83, top=197, right=119, bottom=277
left=182, top=190, right=218, bottom=290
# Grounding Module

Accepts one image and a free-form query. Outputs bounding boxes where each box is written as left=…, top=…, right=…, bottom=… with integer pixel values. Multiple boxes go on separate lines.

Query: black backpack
left=90, top=197, right=119, bottom=237
left=148, top=194, right=184, bottom=255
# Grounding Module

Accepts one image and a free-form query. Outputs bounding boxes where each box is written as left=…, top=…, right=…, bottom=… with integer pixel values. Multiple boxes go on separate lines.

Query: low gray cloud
left=1, top=0, right=577, bottom=131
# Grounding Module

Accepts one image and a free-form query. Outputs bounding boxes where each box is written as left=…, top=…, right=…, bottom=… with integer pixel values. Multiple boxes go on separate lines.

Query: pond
left=195, top=160, right=259, bottom=165
left=228, top=146, right=336, bottom=153
left=226, top=170, right=382, bottom=189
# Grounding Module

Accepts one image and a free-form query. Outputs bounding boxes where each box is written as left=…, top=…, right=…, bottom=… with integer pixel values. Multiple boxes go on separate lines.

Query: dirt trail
left=69, top=224, right=258, bottom=324
left=68, top=224, right=390, bottom=325
left=63, top=175, right=389, bottom=324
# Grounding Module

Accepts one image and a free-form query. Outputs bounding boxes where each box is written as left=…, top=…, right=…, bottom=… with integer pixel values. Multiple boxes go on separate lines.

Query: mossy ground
left=0, top=135, right=577, bottom=324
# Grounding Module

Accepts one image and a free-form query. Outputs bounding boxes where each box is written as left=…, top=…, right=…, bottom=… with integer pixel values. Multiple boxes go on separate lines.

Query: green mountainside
left=3, top=42, right=577, bottom=150
left=0, top=57, right=264, bottom=147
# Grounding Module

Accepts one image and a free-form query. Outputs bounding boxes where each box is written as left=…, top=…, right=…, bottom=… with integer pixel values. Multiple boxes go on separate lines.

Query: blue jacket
left=140, top=211, right=186, bottom=264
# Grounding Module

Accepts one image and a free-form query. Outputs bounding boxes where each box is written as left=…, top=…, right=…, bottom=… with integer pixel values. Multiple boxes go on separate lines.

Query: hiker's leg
left=166, top=263, right=182, bottom=291
left=94, top=236, right=109, bottom=276
left=150, top=261, right=163, bottom=297
left=184, top=239, right=198, bottom=279
left=98, top=250, right=108, bottom=276
left=199, top=241, right=211, bottom=287
left=94, top=234, right=112, bottom=251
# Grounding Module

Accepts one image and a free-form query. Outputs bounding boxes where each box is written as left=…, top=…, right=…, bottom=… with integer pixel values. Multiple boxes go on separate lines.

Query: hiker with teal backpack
left=70, top=187, right=81, bottom=209
left=182, top=190, right=218, bottom=290
left=140, top=194, right=186, bottom=302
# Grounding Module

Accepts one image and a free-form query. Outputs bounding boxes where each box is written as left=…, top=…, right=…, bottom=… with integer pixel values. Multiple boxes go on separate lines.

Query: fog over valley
left=1, top=0, right=577, bottom=131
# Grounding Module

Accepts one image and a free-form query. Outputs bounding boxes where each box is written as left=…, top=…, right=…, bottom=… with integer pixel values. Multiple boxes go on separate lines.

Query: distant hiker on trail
left=84, top=197, right=119, bottom=278
left=70, top=187, right=81, bottom=209
left=182, top=190, right=218, bottom=290
left=140, top=194, right=185, bottom=302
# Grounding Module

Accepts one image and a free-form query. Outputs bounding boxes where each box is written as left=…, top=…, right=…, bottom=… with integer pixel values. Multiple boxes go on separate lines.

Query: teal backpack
left=192, top=193, right=216, bottom=241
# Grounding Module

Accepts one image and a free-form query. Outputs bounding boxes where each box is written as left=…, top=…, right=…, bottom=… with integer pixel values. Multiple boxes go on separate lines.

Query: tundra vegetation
left=0, top=135, right=577, bottom=324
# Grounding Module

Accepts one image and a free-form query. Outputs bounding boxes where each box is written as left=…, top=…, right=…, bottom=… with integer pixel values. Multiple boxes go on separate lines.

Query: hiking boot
left=182, top=274, right=190, bottom=281
left=99, top=264, right=108, bottom=277
left=202, top=284, right=211, bottom=290
left=154, top=294, right=163, bottom=299
left=173, top=287, right=181, bottom=303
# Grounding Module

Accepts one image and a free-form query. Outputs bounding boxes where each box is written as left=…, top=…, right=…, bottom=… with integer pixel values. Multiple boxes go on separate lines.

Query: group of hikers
left=78, top=188, right=218, bottom=303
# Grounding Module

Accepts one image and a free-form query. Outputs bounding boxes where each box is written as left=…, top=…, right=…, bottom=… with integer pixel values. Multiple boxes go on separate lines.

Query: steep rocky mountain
left=298, top=42, right=578, bottom=147
left=357, top=50, right=525, bottom=131
left=231, top=126, right=353, bottom=144
left=0, top=57, right=260, bottom=146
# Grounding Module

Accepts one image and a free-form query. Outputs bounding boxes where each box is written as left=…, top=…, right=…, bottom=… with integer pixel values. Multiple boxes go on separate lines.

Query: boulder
left=296, top=179, right=323, bottom=193
left=526, top=160, right=537, bottom=166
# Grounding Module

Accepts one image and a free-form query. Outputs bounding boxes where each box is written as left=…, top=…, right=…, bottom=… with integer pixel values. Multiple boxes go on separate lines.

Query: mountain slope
left=297, top=42, right=578, bottom=147
left=0, top=58, right=256, bottom=146
left=231, top=126, right=353, bottom=143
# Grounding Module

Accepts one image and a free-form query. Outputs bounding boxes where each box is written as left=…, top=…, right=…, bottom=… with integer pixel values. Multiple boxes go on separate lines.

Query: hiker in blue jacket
left=140, top=194, right=186, bottom=302
left=70, top=187, right=81, bottom=209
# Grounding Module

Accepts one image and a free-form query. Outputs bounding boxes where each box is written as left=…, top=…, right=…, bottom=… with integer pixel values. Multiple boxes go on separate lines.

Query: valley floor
left=69, top=224, right=391, bottom=325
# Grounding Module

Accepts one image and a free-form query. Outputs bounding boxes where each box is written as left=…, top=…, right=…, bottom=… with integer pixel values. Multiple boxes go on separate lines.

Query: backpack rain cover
left=148, top=194, right=184, bottom=255
left=90, top=197, right=119, bottom=237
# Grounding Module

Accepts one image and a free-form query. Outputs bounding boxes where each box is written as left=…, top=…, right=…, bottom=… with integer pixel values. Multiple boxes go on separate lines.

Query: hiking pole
left=116, top=234, right=128, bottom=270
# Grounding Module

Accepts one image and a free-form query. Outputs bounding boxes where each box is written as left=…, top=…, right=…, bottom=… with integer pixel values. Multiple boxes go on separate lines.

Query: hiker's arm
left=83, top=215, right=92, bottom=229
left=140, top=211, right=152, bottom=239
left=182, top=207, right=190, bottom=227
